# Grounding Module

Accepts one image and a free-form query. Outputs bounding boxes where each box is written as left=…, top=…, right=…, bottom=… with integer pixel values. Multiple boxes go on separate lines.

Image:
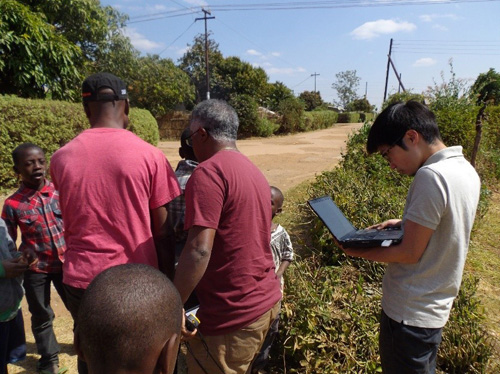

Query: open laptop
left=308, top=196, right=403, bottom=248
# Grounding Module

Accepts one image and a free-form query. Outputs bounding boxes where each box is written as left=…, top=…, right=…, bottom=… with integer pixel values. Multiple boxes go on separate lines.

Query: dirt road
left=7, top=122, right=363, bottom=373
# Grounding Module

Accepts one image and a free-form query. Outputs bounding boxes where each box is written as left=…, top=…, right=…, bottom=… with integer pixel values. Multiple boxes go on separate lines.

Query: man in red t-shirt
left=50, top=73, right=181, bottom=374
left=174, top=99, right=281, bottom=374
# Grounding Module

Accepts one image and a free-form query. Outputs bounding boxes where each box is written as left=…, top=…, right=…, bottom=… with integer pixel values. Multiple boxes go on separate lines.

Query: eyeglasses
left=185, top=127, right=203, bottom=147
left=380, top=133, right=405, bottom=162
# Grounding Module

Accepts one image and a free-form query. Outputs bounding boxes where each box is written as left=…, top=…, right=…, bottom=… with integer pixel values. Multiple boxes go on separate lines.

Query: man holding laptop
left=329, top=101, right=480, bottom=373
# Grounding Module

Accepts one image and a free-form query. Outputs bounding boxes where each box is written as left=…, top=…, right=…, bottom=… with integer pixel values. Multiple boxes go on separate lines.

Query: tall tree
left=0, top=0, right=82, bottom=99
left=332, top=70, right=361, bottom=109
left=178, top=33, right=224, bottom=102
left=265, top=81, right=294, bottom=112
left=299, top=90, right=323, bottom=111
left=471, top=68, right=500, bottom=105
left=128, top=55, right=195, bottom=118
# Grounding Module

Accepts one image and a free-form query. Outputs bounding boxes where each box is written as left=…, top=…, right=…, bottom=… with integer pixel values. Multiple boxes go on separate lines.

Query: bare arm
left=151, top=205, right=175, bottom=280
left=1, top=257, right=28, bottom=278
left=342, top=219, right=434, bottom=264
left=276, top=260, right=291, bottom=279
left=174, top=226, right=215, bottom=304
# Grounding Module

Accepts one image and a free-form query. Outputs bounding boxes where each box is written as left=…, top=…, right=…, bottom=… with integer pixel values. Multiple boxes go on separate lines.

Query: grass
left=277, top=180, right=500, bottom=371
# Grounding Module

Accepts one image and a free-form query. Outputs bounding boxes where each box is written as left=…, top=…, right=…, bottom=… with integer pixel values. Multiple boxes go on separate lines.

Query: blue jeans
left=0, top=309, right=26, bottom=374
left=379, top=310, right=442, bottom=374
left=24, top=270, right=67, bottom=371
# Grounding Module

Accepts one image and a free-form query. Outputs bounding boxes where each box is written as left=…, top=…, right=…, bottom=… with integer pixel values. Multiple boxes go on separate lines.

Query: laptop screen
left=308, top=196, right=356, bottom=240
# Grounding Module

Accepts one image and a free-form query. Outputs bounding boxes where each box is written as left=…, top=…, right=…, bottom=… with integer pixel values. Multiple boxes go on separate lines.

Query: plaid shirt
left=1, top=180, right=65, bottom=273
left=167, top=159, right=198, bottom=243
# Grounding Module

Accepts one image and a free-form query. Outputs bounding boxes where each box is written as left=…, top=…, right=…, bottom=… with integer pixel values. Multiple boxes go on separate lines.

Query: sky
left=100, top=0, right=500, bottom=110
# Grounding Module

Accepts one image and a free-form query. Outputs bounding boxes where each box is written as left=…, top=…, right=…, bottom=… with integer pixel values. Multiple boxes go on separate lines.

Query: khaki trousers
left=186, top=301, right=280, bottom=374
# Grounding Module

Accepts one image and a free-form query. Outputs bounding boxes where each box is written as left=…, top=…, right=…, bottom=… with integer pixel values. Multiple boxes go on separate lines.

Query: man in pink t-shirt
left=50, top=73, right=181, bottom=374
left=174, top=99, right=281, bottom=374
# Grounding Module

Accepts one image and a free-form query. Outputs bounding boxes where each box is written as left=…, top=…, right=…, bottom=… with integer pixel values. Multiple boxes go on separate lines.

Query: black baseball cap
left=82, top=72, right=128, bottom=102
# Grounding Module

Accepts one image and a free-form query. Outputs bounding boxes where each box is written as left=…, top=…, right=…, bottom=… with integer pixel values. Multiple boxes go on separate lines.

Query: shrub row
left=0, top=95, right=159, bottom=190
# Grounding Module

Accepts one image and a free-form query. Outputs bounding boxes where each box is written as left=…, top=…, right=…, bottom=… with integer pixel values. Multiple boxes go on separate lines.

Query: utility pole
left=383, top=38, right=393, bottom=103
left=365, top=81, right=368, bottom=98
left=195, top=9, right=215, bottom=100
left=311, top=72, right=320, bottom=92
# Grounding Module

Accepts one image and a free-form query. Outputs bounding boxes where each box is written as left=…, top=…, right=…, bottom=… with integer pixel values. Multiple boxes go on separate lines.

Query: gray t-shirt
left=382, top=146, right=480, bottom=328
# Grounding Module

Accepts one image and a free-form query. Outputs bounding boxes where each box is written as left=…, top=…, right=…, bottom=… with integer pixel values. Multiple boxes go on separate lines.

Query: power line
left=128, top=0, right=500, bottom=23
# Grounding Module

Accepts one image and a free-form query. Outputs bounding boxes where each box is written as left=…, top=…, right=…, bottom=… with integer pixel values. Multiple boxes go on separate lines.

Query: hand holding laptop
left=367, top=219, right=402, bottom=231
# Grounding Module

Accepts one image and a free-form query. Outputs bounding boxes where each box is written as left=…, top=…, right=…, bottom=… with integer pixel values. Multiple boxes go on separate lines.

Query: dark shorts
left=379, top=309, right=443, bottom=374
left=0, top=309, right=26, bottom=374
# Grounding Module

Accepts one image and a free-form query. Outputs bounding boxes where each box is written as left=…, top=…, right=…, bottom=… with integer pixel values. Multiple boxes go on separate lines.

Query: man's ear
left=125, top=99, right=130, bottom=116
left=406, top=129, right=420, bottom=145
left=12, top=165, right=19, bottom=175
left=277, top=207, right=283, bottom=215
left=73, top=329, right=87, bottom=363
left=157, top=333, right=181, bottom=374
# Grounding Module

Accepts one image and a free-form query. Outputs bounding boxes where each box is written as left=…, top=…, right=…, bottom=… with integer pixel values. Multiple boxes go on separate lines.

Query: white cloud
left=271, top=52, right=281, bottom=57
left=124, top=28, right=163, bottom=52
left=350, top=19, right=416, bottom=40
left=183, top=0, right=208, bottom=6
left=420, top=13, right=459, bottom=22
left=432, top=24, right=449, bottom=31
left=266, top=67, right=307, bottom=75
left=413, top=58, right=437, bottom=67
left=247, top=49, right=262, bottom=56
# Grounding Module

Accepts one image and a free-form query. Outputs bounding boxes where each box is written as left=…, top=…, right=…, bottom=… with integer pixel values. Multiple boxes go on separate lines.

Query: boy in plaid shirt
left=1, top=143, right=67, bottom=374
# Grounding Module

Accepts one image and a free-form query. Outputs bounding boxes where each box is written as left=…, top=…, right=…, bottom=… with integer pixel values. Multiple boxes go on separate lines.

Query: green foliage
left=254, top=117, right=280, bottom=138
left=477, top=106, right=500, bottom=182
left=214, top=56, right=269, bottom=104
left=228, top=93, right=260, bottom=137
left=276, top=258, right=382, bottom=373
left=299, top=91, right=324, bottom=111
left=346, top=97, right=374, bottom=113
left=304, top=111, right=338, bottom=131
left=438, top=276, right=493, bottom=373
left=277, top=97, right=305, bottom=133
left=381, top=91, right=426, bottom=111
left=471, top=68, right=500, bottom=106
left=426, top=63, right=478, bottom=156
left=332, top=70, right=361, bottom=109
left=337, top=112, right=361, bottom=123
left=128, top=55, right=195, bottom=118
left=265, top=81, right=294, bottom=112
left=0, top=0, right=82, bottom=100
left=128, top=108, right=159, bottom=146
left=0, top=95, right=158, bottom=190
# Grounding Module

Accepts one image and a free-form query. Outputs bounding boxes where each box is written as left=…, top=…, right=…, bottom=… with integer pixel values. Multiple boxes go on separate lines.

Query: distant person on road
left=74, top=263, right=183, bottom=374
left=50, top=72, right=181, bottom=374
left=174, top=99, right=281, bottom=374
left=0, top=218, right=28, bottom=374
left=337, top=101, right=481, bottom=373
left=2, top=143, right=67, bottom=374
left=251, top=185, right=294, bottom=374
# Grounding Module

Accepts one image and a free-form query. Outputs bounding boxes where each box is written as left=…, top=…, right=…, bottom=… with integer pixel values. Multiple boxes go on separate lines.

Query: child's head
left=179, top=127, right=197, bottom=162
left=271, top=186, right=284, bottom=219
left=75, top=264, right=183, bottom=374
left=12, top=143, right=46, bottom=189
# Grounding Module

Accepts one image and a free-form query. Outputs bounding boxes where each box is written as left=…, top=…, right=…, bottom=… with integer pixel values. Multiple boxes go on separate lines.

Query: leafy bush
left=0, top=95, right=159, bottom=190
left=304, top=111, right=338, bottom=131
left=438, top=276, right=493, bottom=373
left=277, top=97, right=305, bottom=133
left=229, top=93, right=260, bottom=138
left=337, top=112, right=361, bottom=123
left=254, top=117, right=279, bottom=137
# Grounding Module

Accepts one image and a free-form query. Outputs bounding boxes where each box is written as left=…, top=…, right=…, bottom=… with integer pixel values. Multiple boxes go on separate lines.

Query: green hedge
left=304, top=111, right=339, bottom=131
left=337, top=112, right=361, bottom=123
left=0, top=95, right=159, bottom=190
